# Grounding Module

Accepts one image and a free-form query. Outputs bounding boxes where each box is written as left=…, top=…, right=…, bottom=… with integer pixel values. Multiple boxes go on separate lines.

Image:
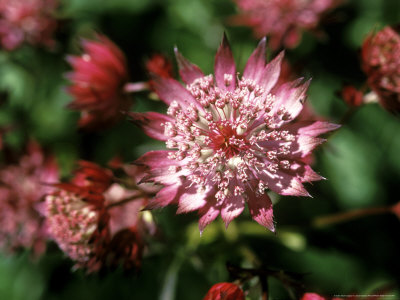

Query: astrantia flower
left=361, top=26, right=400, bottom=113
left=133, top=36, right=339, bottom=233
left=45, top=161, right=155, bottom=272
left=0, top=0, right=58, bottom=50
left=66, top=35, right=131, bottom=129
left=0, top=141, right=58, bottom=254
left=203, top=282, right=245, bottom=300
left=232, top=0, right=339, bottom=49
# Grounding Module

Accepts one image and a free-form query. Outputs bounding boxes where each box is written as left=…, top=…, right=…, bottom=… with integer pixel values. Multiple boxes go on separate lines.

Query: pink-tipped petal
left=146, top=183, right=181, bottom=209
left=135, top=150, right=177, bottom=170
left=291, top=136, right=326, bottom=158
left=247, top=187, right=275, bottom=231
left=129, top=112, right=173, bottom=141
left=198, top=198, right=220, bottom=234
left=284, top=121, right=341, bottom=137
left=258, top=50, right=284, bottom=94
left=214, top=34, right=236, bottom=91
left=243, top=37, right=267, bottom=81
left=176, top=184, right=208, bottom=214
left=221, top=195, right=245, bottom=228
left=174, top=47, right=204, bottom=85
left=152, top=77, right=200, bottom=110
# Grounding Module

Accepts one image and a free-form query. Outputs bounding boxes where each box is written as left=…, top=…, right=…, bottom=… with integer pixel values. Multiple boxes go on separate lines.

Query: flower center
left=163, top=74, right=295, bottom=199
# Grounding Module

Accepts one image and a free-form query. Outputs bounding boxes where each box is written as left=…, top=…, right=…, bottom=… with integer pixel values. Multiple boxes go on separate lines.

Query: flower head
left=45, top=161, right=154, bottom=272
left=134, top=36, right=339, bottom=233
left=361, top=26, right=400, bottom=113
left=0, top=0, right=58, bottom=50
left=203, top=282, right=244, bottom=300
left=232, top=0, right=339, bottom=49
left=66, top=35, right=130, bottom=129
left=0, top=141, right=58, bottom=254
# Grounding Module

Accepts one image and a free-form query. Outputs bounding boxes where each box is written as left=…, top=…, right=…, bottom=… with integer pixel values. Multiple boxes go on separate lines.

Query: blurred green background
left=0, top=0, right=399, bottom=299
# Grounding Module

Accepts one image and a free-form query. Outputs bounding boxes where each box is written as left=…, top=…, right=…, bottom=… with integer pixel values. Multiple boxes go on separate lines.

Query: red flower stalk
left=0, top=141, right=58, bottom=255
left=133, top=36, right=339, bottom=233
left=361, top=26, right=400, bottom=113
left=203, top=282, right=245, bottom=300
left=66, top=35, right=131, bottom=129
left=45, top=161, right=155, bottom=272
left=232, top=0, right=340, bottom=50
left=0, top=0, right=58, bottom=50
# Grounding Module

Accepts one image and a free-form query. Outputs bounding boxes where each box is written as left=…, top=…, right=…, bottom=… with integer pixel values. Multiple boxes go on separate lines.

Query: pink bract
left=134, top=36, right=339, bottom=233
left=0, top=141, right=58, bottom=255
left=66, top=35, right=130, bottom=129
left=361, top=26, right=400, bottom=113
left=0, top=0, right=58, bottom=50
left=232, top=0, right=339, bottom=49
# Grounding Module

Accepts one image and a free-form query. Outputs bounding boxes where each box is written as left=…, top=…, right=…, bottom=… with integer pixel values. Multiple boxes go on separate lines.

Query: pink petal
left=243, top=37, right=267, bottom=82
left=214, top=33, right=236, bottom=91
left=198, top=197, right=220, bottom=235
left=221, top=194, right=245, bottom=228
left=174, top=47, right=204, bottom=84
left=152, top=77, right=200, bottom=109
left=258, top=50, right=284, bottom=94
left=273, top=78, right=309, bottom=123
left=129, top=111, right=172, bottom=141
left=135, top=150, right=177, bottom=170
left=289, top=163, right=324, bottom=182
left=146, top=183, right=181, bottom=209
left=176, top=184, right=208, bottom=214
left=291, top=136, right=326, bottom=158
left=283, top=121, right=340, bottom=137
left=258, top=169, right=310, bottom=197
left=246, top=186, right=275, bottom=231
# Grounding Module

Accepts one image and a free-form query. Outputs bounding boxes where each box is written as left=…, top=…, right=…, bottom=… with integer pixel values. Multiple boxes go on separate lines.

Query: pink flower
left=0, top=141, right=58, bottom=255
left=45, top=161, right=155, bottom=272
left=361, top=26, right=400, bottom=113
left=66, top=35, right=131, bottom=129
left=232, top=0, right=340, bottom=49
left=0, top=0, right=58, bottom=50
left=133, top=36, right=339, bottom=233
left=203, top=282, right=244, bottom=300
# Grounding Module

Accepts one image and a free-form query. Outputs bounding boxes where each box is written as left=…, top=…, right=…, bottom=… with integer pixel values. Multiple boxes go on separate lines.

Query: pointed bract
left=215, top=33, right=236, bottom=92
left=175, top=47, right=204, bottom=84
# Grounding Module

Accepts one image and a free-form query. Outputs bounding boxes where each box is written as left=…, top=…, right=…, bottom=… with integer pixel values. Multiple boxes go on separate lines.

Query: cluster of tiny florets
left=46, top=191, right=99, bottom=262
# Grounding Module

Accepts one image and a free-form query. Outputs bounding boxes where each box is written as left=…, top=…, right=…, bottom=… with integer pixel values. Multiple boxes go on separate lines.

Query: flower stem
left=123, top=82, right=150, bottom=93
left=105, top=193, right=146, bottom=209
left=313, top=206, right=391, bottom=228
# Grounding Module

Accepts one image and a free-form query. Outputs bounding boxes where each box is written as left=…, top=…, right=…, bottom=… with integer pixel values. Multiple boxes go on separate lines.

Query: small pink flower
left=203, top=282, right=245, bottom=300
left=0, top=141, right=58, bottom=255
left=133, top=36, right=339, bottom=233
left=66, top=35, right=131, bottom=129
left=0, top=0, right=58, bottom=50
left=232, top=0, right=340, bottom=49
left=361, top=26, right=400, bottom=113
left=45, top=161, right=155, bottom=272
